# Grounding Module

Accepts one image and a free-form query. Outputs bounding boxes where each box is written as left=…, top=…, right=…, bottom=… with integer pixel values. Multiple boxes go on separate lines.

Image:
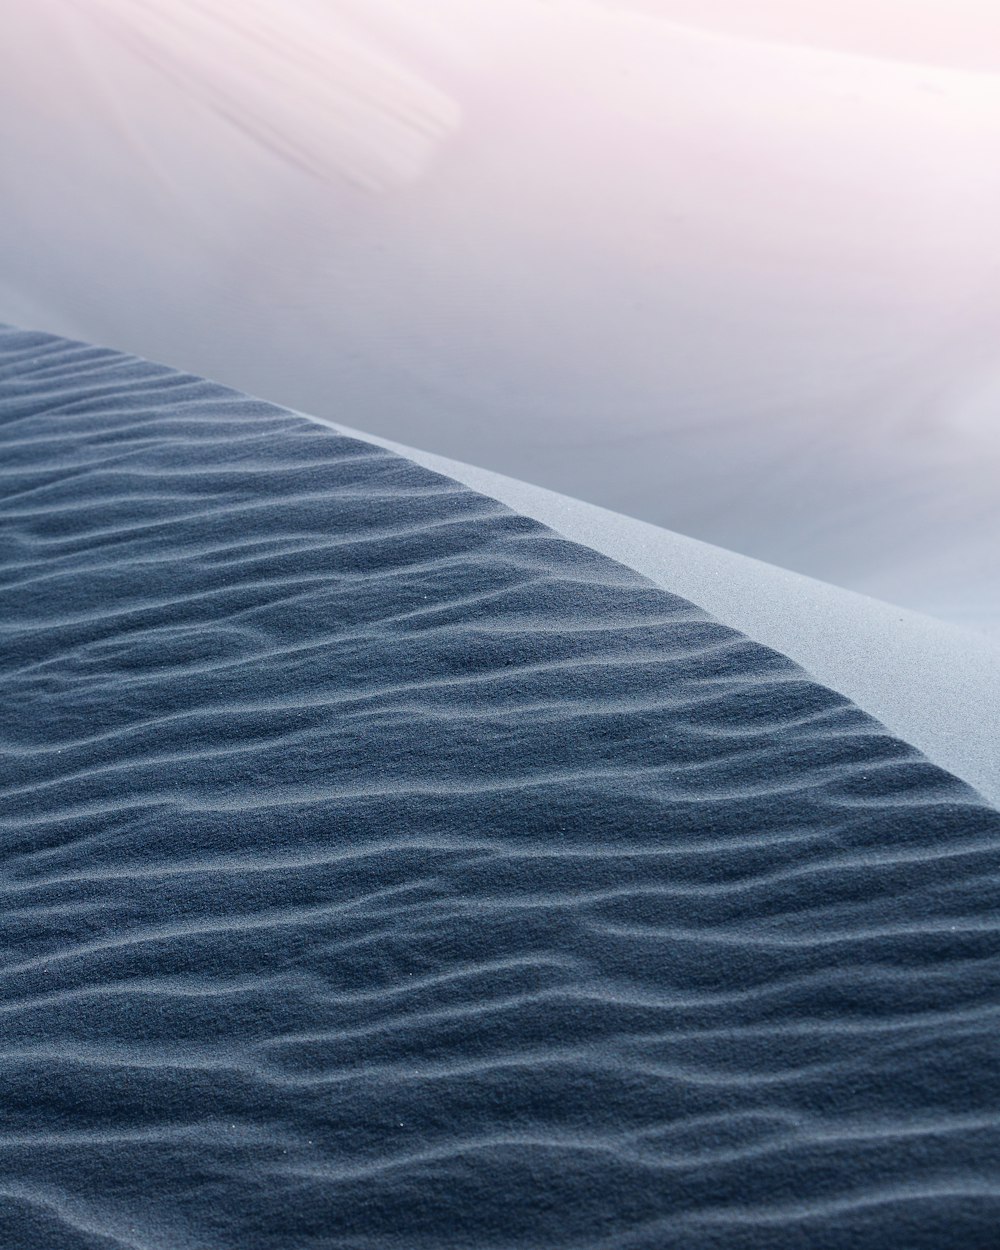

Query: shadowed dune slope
left=2, top=326, right=1000, bottom=1249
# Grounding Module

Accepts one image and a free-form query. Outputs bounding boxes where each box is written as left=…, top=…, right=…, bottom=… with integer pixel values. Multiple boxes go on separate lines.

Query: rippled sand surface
left=2, top=327, right=1000, bottom=1248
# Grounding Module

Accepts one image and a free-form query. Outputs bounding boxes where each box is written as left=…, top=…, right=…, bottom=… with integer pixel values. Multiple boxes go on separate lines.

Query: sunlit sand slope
left=1, top=0, right=1000, bottom=625
left=2, top=328, right=1000, bottom=1249
left=4, top=0, right=1000, bottom=624
left=325, top=420, right=1000, bottom=809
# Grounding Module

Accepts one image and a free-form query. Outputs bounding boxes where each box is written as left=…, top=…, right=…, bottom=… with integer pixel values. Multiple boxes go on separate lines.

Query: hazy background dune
left=2, top=0, right=999, bottom=627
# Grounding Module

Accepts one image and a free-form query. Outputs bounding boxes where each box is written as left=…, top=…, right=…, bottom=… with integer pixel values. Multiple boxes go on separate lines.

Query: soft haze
left=3, top=0, right=999, bottom=628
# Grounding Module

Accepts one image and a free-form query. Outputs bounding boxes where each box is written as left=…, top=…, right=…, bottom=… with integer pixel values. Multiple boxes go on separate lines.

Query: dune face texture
left=3, top=327, right=1000, bottom=1249
left=4, top=0, right=1000, bottom=630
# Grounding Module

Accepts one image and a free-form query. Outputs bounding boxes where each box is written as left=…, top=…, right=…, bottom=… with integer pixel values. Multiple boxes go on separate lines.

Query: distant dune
left=78, top=0, right=461, bottom=189
left=598, top=0, right=1000, bottom=76
left=3, top=1, right=1000, bottom=626
left=3, top=327, right=1000, bottom=1249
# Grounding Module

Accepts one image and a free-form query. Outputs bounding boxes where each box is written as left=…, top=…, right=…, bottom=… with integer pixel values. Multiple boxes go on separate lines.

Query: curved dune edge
left=319, top=418, right=1000, bottom=810
left=5, top=327, right=1000, bottom=1248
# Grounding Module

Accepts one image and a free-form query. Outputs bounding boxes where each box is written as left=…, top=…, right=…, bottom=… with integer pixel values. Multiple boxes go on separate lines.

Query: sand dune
left=598, top=0, right=1000, bottom=76
left=326, top=419, right=1000, bottom=809
left=3, top=327, right=1000, bottom=1248
left=2, top=1, right=999, bottom=626
left=78, top=0, right=460, bottom=189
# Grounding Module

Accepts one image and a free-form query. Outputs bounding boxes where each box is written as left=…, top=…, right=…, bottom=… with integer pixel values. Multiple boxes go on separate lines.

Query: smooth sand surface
left=325, top=419, right=1000, bottom=810
left=3, top=327, right=1000, bottom=1248
left=3, top=0, right=1000, bottom=628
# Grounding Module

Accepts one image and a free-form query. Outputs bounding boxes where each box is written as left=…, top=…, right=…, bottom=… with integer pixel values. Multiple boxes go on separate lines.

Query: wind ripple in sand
left=2, top=326, right=1000, bottom=1248
left=71, top=0, right=460, bottom=190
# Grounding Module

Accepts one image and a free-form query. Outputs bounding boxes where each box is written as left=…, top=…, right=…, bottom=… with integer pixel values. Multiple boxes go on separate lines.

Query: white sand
left=3, top=1, right=1000, bottom=629
left=321, top=416, right=1000, bottom=808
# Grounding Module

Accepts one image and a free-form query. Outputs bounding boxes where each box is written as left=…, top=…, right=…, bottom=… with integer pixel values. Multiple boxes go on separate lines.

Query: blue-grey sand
left=2, top=326, right=1000, bottom=1249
